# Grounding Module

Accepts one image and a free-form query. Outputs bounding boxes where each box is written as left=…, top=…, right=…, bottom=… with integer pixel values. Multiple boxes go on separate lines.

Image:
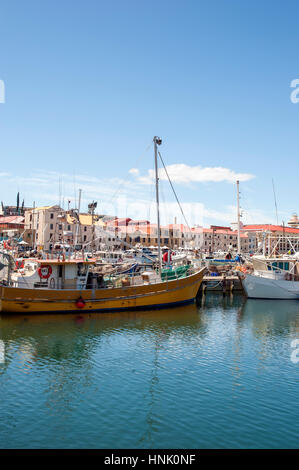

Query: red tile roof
left=0, top=216, right=24, bottom=224
left=243, top=224, right=299, bottom=234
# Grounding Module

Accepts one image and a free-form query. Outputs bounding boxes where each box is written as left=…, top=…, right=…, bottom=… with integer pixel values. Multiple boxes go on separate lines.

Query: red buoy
left=76, top=297, right=86, bottom=309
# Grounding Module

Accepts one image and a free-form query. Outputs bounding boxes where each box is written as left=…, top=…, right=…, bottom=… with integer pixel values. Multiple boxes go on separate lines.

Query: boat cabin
left=10, top=258, right=96, bottom=290
left=252, top=256, right=299, bottom=281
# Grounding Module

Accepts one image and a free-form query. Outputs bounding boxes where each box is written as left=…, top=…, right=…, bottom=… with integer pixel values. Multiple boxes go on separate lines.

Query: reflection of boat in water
left=238, top=298, right=299, bottom=337
left=0, top=302, right=204, bottom=437
left=0, top=302, right=202, bottom=347
left=241, top=298, right=299, bottom=318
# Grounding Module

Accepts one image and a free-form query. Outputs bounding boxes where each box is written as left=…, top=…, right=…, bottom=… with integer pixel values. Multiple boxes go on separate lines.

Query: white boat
left=240, top=255, right=299, bottom=300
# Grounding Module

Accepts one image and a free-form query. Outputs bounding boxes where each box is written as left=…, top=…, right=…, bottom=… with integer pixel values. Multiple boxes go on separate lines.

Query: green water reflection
left=0, top=295, right=298, bottom=448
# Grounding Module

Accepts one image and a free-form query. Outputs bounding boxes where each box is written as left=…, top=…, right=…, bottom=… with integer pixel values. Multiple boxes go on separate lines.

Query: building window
left=50, top=213, right=54, bottom=219
left=50, top=224, right=53, bottom=230
left=84, top=235, right=87, bottom=241
left=59, top=225, right=62, bottom=230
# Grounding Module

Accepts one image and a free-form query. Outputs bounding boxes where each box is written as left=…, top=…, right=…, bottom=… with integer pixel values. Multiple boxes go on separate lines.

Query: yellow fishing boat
left=0, top=258, right=205, bottom=314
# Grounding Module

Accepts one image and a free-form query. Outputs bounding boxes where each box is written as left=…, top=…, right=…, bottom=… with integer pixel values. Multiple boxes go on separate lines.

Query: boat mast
left=272, top=178, right=279, bottom=225
left=153, top=136, right=162, bottom=275
left=236, top=180, right=241, bottom=254
left=32, top=201, right=35, bottom=250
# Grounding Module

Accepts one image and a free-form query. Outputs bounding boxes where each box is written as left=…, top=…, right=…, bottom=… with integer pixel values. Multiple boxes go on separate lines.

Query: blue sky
left=0, top=0, right=298, bottom=227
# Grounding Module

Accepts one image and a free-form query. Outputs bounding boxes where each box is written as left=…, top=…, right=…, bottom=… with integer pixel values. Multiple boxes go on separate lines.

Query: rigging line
left=160, top=177, right=172, bottom=228
left=147, top=159, right=156, bottom=222
left=73, top=174, right=77, bottom=210
left=159, top=177, right=166, bottom=227
left=106, top=140, right=153, bottom=206
left=158, top=151, right=192, bottom=233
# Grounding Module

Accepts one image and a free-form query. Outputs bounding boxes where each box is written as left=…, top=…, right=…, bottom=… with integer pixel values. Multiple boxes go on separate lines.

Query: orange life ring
left=38, top=265, right=52, bottom=279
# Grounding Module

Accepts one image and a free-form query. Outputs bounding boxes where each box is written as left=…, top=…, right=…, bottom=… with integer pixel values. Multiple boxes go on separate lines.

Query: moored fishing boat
left=0, top=256, right=205, bottom=313
left=239, top=255, right=299, bottom=300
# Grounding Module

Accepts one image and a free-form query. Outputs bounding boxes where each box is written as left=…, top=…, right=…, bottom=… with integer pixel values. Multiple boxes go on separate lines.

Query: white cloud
left=1, top=169, right=279, bottom=227
left=135, top=163, right=255, bottom=185
left=128, top=168, right=139, bottom=176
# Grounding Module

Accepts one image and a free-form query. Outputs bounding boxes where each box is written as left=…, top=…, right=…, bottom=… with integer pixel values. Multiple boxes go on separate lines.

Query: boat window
left=77, top=263, right=88, bottom=276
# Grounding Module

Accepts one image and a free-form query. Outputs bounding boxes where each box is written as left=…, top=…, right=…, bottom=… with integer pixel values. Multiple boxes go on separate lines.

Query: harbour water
left=0, top=295, right=298, bottom=449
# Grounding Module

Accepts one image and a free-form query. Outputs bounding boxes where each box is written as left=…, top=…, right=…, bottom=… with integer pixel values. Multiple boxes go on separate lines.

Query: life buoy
left=76, top=297, right=86, bottom=309
left=38, top=265, right=52, bottom=279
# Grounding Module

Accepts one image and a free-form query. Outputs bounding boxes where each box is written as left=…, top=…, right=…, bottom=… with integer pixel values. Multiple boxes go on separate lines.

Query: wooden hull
left=0, top=269, right=205, bottom=314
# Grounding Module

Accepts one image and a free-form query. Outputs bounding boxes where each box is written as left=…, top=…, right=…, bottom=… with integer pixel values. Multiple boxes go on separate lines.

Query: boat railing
left=103, top=264, right=196, bottom=288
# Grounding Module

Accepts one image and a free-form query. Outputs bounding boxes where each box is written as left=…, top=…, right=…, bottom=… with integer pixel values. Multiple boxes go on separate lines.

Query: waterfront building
left=0, top=215, right=25, bottom=241
left=288, top=212, right=299, bottom=228
left=115, top=223, right=170, bottom=248
left=243, top=224, right=299, bottom=255
left=24, top=205, right=64, bottom=250
left=193, top=226, right=251, bottom=253
left=20, top=205, right=299, bottom=255
left=24, top=205, right=107, bottom=251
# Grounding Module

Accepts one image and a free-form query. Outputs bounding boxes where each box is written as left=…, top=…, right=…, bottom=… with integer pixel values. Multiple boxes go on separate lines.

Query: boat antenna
left=236, top=180, right=241, bottom=254
left=32, top=201, right=35, bottom=250
left=153, top=136, right=162, bottom=276
left=74, top=188, right=82, bottom=252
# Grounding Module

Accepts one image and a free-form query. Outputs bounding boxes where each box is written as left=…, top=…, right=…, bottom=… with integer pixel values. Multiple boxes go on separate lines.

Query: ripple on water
left=0, top=297, right=299, bottom=448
